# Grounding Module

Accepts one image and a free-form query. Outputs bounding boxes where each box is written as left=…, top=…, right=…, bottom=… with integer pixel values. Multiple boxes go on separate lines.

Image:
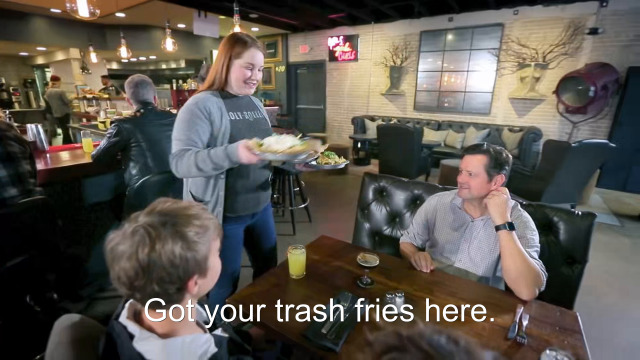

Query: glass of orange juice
left=287, top=245, right=306, bottom=279
left=81, top=130, right=94, bottom=153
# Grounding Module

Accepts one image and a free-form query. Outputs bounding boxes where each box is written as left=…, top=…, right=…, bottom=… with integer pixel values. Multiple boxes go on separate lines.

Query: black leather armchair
left=353, top=172, right=596, bottom=309
left=377, top=123, right=429, bottom=180
left=508, top=139, right=616, bottom=209
left=123, top=171, right=183, bottom=216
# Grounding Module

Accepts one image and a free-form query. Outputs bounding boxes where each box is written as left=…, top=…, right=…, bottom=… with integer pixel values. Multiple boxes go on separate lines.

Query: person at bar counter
left=399, top=143, right=547, bottom=301
left=44, top=75, right=73, bottom=144
left=170, top=32, right=277, bottom=312
left=0, top=113, right=42, bottom=206
left=91, top=74, right=175, bottom=191
left=98, top=74, right=124, bottom=97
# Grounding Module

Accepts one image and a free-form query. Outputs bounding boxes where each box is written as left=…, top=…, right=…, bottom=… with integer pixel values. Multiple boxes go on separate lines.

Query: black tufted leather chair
left=377, top=123, right=429, bottom=180
left=353, top=172, right=453, bottom=257
left=518, top=202, right=596, bottom=309
left=508, top=139, right=616, bottom=209
left=353, top=172, right=596, bottom=309
left=123, top=171, right=183, bottom=217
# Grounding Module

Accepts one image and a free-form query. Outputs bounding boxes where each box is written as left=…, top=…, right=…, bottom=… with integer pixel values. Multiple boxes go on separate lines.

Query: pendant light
left=88, top=43, right=99, bottom=63
left=162, top=19, right=178, bottom=53
left=232, top=1, right=242, bottom=33
left=65, top=0, right=100, bottom=20
left=117, top=31, right=132, bottom=59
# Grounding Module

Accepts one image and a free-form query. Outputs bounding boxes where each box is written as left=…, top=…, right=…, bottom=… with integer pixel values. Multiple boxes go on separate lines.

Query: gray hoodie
left=170, top=91, right=268, bottom=220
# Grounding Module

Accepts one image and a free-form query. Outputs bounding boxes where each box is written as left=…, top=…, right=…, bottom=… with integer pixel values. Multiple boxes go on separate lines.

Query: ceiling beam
left=165, top=0, right=300, bottom=32
left=363, top=0, right=401, bottom=20
left=322, top=0, right=375, bottom=23
left=241, top=0, right=336, bottom=30
left=446, top=0, right=460, bottom=13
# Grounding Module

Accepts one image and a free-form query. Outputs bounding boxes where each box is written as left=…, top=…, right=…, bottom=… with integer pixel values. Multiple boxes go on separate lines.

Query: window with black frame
left=414, top=25, right=503, bottom=114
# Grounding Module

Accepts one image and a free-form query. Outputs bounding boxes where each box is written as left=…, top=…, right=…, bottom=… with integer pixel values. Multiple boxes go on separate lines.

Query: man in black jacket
left=92, top=74, right=175, bottom=191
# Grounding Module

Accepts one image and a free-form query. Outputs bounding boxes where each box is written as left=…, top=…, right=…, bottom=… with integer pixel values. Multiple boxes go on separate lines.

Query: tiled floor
left=238, top=163, right=640, bottom=359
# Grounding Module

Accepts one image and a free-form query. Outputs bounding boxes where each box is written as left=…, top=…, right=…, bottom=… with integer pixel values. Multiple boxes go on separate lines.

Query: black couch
left=353, top=172, right=597, bottom=309
left=351, top=115, right=543, bottom=172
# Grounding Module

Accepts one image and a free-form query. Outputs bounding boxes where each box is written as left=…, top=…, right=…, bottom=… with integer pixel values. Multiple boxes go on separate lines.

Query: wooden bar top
left=35, top=146, right=120, bottom=186
left=228, top=236, right=590, bottom=359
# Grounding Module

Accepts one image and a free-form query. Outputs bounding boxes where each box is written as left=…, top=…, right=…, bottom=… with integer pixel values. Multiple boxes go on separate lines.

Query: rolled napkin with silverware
left=507, top=304, right=524, bottom=340
left=303, top=290, right=368, bottom=352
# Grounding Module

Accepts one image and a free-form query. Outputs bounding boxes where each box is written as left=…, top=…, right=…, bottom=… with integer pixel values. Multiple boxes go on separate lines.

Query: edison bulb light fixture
left=232, top=1, right=242, bottom=33
left=162, top=20, right=178, bottom=53
left=88, top=43, right=99, bottom=63
left=117, top=32, right=132, bottom=59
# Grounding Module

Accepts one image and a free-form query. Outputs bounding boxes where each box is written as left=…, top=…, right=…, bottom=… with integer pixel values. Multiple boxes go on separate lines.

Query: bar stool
left=271, top=165, right=312, bottom=235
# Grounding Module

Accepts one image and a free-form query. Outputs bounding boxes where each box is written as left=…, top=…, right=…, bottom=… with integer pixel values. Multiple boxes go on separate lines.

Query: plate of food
left=248, top=134, right=325, bottom=161
left=305, top=151, right=349, bottom=169
left=357, top=252, right=380, bottom=268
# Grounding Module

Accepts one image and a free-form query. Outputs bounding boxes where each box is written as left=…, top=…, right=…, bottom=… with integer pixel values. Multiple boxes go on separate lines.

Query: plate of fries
left=305, top=150, right=349, bottom=169
left=248, top=134, right=326, bottom=161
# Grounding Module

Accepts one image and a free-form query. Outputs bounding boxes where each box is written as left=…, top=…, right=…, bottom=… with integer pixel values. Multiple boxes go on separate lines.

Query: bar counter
left=35, top=144, right=121, bottom=186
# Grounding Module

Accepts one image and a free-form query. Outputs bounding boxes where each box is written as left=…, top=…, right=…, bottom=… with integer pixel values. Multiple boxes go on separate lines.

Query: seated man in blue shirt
left=399, top=143, right=546, bottom=301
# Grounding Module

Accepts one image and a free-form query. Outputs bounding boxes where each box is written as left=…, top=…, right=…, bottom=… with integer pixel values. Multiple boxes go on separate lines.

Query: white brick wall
left=288, top=2, right=640, bottom=144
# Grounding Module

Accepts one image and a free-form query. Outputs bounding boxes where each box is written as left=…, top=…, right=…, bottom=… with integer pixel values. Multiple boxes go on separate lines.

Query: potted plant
left=493, top=20, right=585, bottom=99
left=379, top=41, right=412, bottom=94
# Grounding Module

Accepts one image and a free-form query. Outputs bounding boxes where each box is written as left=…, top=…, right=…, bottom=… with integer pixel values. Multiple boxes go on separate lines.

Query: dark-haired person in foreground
left=358, top=323, right=503, bottom=360
left=400, top=143, right=546, bottom=301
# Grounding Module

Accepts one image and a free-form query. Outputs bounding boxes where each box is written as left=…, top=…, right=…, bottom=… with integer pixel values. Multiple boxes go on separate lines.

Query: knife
left=327, top=301, right=357, bottom=340
left=507, top=304, right=524, bottom=340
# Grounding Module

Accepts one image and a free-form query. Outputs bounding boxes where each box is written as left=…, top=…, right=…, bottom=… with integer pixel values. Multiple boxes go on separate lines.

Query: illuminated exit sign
left=328, top=34, right=358, bottom=62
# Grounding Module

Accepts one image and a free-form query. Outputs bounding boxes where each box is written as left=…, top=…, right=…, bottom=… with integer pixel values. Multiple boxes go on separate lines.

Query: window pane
left=417, top=72, right=441, bottom=91
left=445, top=29, right=472, bottom=50
left=466, top=71, right=496, bottom=92
left=443, top=51, right=470, bottom=71
left=472, top=26, right=503, bottom=49
left=469, top=50, right=497, bottom=71
left=415, top=91, right=439, bottom=110
left=440, top=72, right=467, bottom=92
left=438, top=92, right=464, bottom=112
left=418, top=52, right=443, bottom=71
left=420, top=31, right=446, bottom=51
left=463, top=92, right=493, bottom=113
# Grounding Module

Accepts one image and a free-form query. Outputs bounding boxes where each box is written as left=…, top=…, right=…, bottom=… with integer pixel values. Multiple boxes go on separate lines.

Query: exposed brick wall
left=288, top=2, right=640, bottom=145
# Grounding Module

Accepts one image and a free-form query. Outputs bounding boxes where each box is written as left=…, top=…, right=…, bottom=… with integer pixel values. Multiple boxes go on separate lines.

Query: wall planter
left=379, top=41, right=411, bottom=95
left=383, top=65, right=405, bottom=95
left=509, top=62, right=549, bottom=99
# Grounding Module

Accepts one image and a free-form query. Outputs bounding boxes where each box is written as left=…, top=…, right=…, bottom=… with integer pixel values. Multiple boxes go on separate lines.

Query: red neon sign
left=328, top=35, right=358, bottom=62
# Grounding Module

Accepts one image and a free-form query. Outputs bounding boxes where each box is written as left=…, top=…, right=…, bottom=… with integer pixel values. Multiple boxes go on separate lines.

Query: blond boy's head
left=105, top=198, right=222, bottom=309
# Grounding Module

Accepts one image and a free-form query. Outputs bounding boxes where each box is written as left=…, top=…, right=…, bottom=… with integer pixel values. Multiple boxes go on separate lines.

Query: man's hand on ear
left=484, top=187, right=511, bottom=225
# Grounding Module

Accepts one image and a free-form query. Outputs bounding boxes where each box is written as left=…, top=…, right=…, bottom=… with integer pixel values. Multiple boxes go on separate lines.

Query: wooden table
left=35, top=147, right=120, bottom=186
left=228, top=236, right=590, bottom=359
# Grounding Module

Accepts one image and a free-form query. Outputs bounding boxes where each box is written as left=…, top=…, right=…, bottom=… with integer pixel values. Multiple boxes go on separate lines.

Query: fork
left=516, top=313, right=530, bottom=345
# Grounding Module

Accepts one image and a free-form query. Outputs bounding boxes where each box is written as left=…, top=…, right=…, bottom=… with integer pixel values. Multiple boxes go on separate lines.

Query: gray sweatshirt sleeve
left=170, top=95, right=242, bottom=178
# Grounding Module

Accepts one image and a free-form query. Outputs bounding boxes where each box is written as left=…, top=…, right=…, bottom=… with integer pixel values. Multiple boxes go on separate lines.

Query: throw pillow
left=422, top=128, right=449, bottom=146
left=501, top=128, right=524, bottom=157
left=364, top=119, right=383, bottom=137
left=444, top=130, right=466, bottom=149
left=462, top=127, right=490, bottom=148
left=485, top=130, right=505, bottom=148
